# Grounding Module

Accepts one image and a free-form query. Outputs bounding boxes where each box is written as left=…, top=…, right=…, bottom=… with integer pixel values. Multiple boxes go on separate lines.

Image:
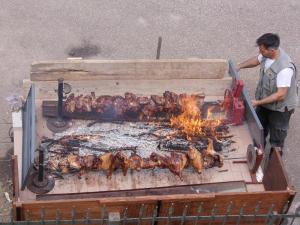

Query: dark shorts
left=255, top=106, right=294, bottom=148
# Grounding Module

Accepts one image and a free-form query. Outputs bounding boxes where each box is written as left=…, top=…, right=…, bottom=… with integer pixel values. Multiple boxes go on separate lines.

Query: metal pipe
left=156, top=37, right=162, bottom=60
left=38, top=148, right=44, bottom=182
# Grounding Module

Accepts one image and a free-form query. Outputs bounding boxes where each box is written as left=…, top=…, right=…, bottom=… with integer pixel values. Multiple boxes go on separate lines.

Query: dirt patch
left=67, top=40, right=100, bottom=58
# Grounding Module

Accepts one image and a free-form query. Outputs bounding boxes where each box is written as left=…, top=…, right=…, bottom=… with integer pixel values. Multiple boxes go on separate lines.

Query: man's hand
left=251, top=100, right=259, bottom=107
left=252, top=87, right=289, bottom=107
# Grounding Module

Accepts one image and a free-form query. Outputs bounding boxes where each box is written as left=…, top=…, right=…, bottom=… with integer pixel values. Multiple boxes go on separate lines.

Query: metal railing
left=4, top=203, right=300, bottom=225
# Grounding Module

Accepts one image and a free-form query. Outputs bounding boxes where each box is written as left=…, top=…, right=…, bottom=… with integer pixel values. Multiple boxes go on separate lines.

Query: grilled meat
left=113, top=96, right=127, bottom=117
left=97, top=152, right=114, bottom=178
left=129, top=153, right=143, bottom=171
left=64, top=91, right=194, bottom=118
left=150, top=152, right=187, bottom=179
left=140, top=99, right=156, bottom=120
left=137, top=96, right=150, bottom=105
left=188, top=146, right=203, bottom=173
left=82, top=155, right=98, bottom=170
left=168, top=152, right=188, bottom=179
left=150, top=152, right=169, bottom=169
left=140, top=158, right=158, bottom=169
left=64, top=93, right=76, bottom=113
left=203, top=138, right=224, bottom=168
left=67, top=154, right=82, bottom=170
left=111, top=151, right=131, bottom=176
left=58, top=158, right=69, bottom=174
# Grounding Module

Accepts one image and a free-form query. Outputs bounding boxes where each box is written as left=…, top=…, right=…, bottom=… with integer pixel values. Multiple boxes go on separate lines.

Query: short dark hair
left=256, top=33, right=280, bottom=49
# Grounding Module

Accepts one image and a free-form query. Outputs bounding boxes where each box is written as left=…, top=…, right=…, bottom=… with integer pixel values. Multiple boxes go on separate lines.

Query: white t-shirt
left=257, top=54, right=293, bottom=87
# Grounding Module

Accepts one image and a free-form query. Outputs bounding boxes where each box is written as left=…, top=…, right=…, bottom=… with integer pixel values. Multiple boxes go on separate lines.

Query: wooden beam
left=11, top=155, right=20, bottom=200
left=30, top=59, right=228, bottom=81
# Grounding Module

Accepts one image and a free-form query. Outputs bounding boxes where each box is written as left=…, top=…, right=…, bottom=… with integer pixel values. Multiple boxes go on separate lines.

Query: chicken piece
left=140, top=99, right=156, bottom=120
left=163, top=91, right=180, bottom=114
left=188, top=146, right=203, bottom=173
left=58, top=158, right=69, bottom=174
left=129, top=153, right=143, bottom=171
left=137, top=96, right=150, bottom=105
left=111, top=151, right=131, bottom=176
left=151, top=152, right=187, bottom=179
left=64, top=93, right=76, bottom=113
left=82, top=155, right=98, bottom=170
left=91, top=92, right=97, bottom=110
left=140, top=158, right=158, bottom=169
left=124, top=92, right=140, bottom=114
left=124, top=92, right=137, bottom=100
left=67, top=154, right=82, bottom=170
left=151, top=95, right=165, bottom=106
left=168, top=152, right=188, bottom=179
left=97, top=152, right=114, bottom=178
left=95, top=95, right=113, bottom=114
left=178, top=94, right=188, bottom=109
left=151, top=95, right=165, bottom=114
left=150, top=152, right=169, bottom=169
left=47, top=160, right=59, bottom=171
left=82, top=95, right=92, bottom=112
left=203, top=139, right=224, bottom=168
left=192, top=93, right=205, bottom=109
left=74, top=95, right=84, bottom=112
left=113, top=96, right=127, bottom=117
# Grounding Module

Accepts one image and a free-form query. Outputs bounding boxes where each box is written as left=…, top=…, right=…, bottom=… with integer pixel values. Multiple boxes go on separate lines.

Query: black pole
left=38, top=148, right=44, bottom=182
left=57, top=78, right=64, bottom=118
left=156, top=36, right=162, bottom=60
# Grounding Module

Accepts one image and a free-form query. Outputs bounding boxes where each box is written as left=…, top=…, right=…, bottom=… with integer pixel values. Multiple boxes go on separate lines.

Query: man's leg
left=255, top=106, right=270, bottom=148
left=269, top=108, right=294, bottom=156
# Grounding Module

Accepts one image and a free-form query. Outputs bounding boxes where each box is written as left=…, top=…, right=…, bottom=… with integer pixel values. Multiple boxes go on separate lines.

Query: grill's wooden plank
left=31, top=59, right=228, bottom=81
left=36, top=181, right=247, bottom=201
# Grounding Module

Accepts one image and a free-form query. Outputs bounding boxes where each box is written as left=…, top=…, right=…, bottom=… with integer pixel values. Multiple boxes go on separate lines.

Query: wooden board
left=30, top=59, right=228, bottom=81
left=36, top=181, right=247, bottom=201
left=263, top=149, right=290, bottom=191
left=25, top=116, right=253, bottom=198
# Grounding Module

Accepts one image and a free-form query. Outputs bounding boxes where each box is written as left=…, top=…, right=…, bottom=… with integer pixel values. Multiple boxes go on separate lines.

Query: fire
left=170, top=96, right=221, bottom=140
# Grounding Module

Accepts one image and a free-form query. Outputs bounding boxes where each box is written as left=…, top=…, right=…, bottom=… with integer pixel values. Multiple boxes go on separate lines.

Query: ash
left=52, top=120, right=180, bottom=157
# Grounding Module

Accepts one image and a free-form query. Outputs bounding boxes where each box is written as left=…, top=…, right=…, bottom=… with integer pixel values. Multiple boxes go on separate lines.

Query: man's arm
left=252, top=87, right=289, bottom=107
left=237, top=56, right=260, bottom=71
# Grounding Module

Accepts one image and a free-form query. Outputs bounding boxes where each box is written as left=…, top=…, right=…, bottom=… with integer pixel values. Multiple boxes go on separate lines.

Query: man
left=237, top=33, right=297, bottom=156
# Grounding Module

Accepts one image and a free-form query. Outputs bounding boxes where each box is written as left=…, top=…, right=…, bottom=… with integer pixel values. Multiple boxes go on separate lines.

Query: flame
left=170, top=96, right=221, bottom=139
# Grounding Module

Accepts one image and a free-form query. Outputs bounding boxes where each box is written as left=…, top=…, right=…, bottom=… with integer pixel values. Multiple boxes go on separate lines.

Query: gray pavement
left=0, top=0, right=300, bottom=220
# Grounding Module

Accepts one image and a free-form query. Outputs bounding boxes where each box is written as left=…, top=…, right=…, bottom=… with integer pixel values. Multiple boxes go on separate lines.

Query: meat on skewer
left=111, top=151, right=131, bottom=176
left=97, top=152, right=114, bottom=178
left=203, top=138, right=224, bottom=168
left=188, top=146, right=203, bottom=173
